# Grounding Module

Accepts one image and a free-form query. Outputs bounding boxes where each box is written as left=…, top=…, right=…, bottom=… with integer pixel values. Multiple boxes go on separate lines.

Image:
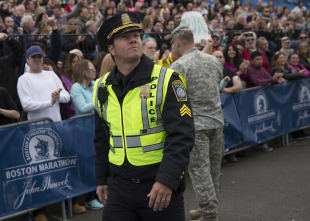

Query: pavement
left=5, top=138, right=310, bottom=221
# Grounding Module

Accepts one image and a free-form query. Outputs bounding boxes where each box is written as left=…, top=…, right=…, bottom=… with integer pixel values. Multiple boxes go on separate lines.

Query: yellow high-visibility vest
left=93, top=64, right=184, bottom=166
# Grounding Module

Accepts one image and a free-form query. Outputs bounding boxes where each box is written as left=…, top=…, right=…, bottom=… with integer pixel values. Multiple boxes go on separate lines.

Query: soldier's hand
left=97, top=185, right=109, bottom=205
left=147, top=181, right=172, bottom=212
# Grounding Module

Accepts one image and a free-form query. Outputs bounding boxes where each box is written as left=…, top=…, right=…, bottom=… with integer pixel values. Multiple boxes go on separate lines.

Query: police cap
left=97, top=12, right=142, bottom=50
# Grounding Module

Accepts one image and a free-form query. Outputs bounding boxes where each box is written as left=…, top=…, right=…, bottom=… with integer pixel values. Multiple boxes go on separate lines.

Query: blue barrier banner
left=0, top=116, right=96, bottom=217
left=234, top=84, right=289, bottom=145
left=220, top=94, right=242, bottom=149
left=287, top=79, right=310, bottom=131
left=240, top=0, right=310, bottom=11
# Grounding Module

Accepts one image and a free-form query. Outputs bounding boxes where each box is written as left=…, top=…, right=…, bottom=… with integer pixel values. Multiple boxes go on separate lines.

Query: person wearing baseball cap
left=17, top=45, right=70, bottom=123
left=94, top=12, right=194, bottom=221
left=279, top=36, right=294, bottom=59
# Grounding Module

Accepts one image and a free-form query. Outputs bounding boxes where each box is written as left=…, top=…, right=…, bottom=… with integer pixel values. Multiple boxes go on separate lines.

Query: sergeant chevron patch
left=180, top=104, right=192, bottom=117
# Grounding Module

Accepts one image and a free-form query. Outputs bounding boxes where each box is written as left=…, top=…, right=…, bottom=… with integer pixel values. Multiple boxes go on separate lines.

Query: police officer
left=93, top=12, right=195, bottom=221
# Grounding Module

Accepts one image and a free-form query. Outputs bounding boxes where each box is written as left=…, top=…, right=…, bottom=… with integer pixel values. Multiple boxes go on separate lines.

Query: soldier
left=170, top=25, right=224, bottom=221
left=93, top=12, right=195, bottom=221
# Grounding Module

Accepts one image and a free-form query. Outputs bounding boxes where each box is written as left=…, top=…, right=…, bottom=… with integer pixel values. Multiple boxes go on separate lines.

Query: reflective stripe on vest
left=156, top=67, right=167, bottom=125
left=141, top=67, right=167, bottom=129
left=93, top=65, right=177, bottom=166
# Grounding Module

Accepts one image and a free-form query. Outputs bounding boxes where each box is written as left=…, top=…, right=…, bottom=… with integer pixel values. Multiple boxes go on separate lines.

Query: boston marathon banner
left=234, top=85, right=289, bottom=145
left=220, top=94, right=242, bottom=149
left=239, top=0, right=310, bottom=11
left=287, top=79, right=310, bottom=131
left=0, top=116, right=96, bottom=217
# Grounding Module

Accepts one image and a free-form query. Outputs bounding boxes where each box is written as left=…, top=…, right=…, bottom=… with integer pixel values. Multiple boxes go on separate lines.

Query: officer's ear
left=108, top=44, right=115, bottom=57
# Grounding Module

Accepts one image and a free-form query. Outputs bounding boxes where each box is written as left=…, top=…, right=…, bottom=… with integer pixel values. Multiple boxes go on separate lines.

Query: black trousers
left=102, top=175, right=184, bottom=221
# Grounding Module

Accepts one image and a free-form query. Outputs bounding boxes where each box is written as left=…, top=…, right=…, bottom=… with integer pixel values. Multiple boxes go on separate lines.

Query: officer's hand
left=97, top=185, right=109, bottom=205
left=147, top=181, right=172, bottom=212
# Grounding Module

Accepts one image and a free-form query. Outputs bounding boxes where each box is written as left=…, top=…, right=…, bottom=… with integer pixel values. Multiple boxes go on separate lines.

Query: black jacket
left=94, top=55, right=195, bottom=192
left=0, top=37, right=24, bottom=111
left=62, top=32, right=80, bottom=53
left=298, top=53, right=310, bottom=70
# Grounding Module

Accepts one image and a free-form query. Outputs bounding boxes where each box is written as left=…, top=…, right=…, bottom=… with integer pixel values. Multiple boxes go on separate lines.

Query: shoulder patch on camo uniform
left=172, top=80, right=187, bottom=102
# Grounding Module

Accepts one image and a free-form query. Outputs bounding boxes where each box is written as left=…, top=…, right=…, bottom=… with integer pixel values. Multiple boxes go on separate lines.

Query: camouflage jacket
left=170, top=47, right=224, bottom=130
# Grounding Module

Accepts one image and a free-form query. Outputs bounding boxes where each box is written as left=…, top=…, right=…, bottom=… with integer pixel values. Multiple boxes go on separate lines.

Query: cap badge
left=121, top=14, right=132, bottom=25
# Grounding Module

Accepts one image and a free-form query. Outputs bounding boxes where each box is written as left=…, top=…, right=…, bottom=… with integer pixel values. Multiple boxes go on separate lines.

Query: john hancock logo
left=23, top=128, right=61, bottom=164
left=6, top=128, right=77, bottom=209
left=292, top=83, right=310, bottom=126
left=247, top=90, right=277, bottom=139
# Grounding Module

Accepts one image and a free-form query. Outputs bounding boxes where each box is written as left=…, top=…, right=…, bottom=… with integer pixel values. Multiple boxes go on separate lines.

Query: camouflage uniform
left=170, top=48, right=224, bottom=218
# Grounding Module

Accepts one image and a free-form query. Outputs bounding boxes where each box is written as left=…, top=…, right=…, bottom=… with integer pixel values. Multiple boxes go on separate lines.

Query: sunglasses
left=246, top=38, right=255, bottom=42
left=300, top=36, right=308, bottom=40
left=212, top=37, right=220, bottom=41
left=300, top=45, right=308, bottom=49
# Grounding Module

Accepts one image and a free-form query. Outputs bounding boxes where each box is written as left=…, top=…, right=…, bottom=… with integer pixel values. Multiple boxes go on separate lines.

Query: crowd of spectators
left=1, top=0, right=310, bottom=219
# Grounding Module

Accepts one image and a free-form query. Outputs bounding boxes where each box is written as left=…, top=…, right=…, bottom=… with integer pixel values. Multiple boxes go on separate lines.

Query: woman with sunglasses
left=223, top=43, right=249, bottom=81
left=62, top=18, right=86, bottom=53
left=270, top=51, right=304, bottom=80
left=287, top=52, right=310, bottom=77
left=297, top=41, right=310, bottom=70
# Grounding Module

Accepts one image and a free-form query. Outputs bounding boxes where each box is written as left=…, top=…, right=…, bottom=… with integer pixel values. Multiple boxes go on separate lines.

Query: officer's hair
left=142, top=37, right=157, bottom=48
left=176, top=33, right=194, bottom=45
